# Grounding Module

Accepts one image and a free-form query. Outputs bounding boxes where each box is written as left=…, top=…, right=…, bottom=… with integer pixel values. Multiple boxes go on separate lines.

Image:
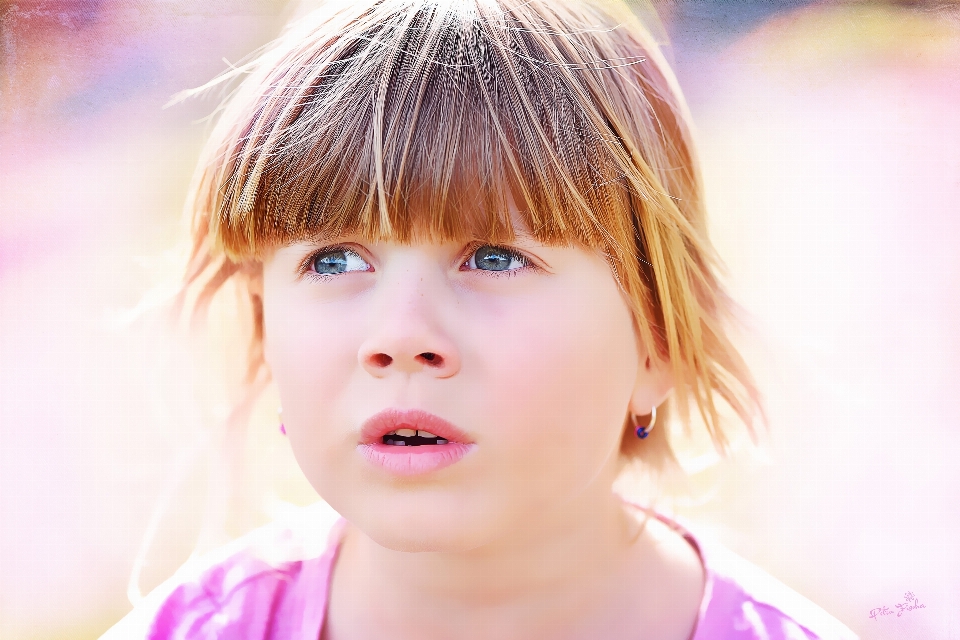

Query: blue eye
left=311, top=247, right=370, bottom=275
left=467, top=245, right=527, bottom=272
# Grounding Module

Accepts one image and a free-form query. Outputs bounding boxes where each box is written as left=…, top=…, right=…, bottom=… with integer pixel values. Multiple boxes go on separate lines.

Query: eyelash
left=299, top=244, right=362, bottom=283
left=299, top=243, right=536, bottom=281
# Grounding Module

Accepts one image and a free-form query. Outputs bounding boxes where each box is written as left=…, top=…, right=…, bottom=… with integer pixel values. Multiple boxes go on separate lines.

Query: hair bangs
left=209, top=0, right=639, bottom=261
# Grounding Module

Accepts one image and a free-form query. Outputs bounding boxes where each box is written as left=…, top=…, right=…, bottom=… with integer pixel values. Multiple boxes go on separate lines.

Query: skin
left=261, top=212, right=704, bottom=640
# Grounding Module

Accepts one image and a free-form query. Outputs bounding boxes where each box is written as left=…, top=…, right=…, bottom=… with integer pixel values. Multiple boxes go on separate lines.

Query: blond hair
left=175, top=0, right=762, bottom=474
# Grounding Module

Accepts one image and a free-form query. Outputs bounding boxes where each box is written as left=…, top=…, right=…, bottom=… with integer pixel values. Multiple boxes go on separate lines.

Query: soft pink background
left=1, top=2, right=958, bottom=638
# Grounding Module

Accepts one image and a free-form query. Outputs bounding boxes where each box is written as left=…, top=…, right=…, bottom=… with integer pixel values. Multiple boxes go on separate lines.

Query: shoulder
left=625, top=503, right=859, bottom=640
left=99, top=502, right=343, bottom=640
left=692, top=536, right=859, bottom=640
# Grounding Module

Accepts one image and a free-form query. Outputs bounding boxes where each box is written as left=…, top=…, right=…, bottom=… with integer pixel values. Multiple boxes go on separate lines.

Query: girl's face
left=261, top=212, right=671, bottom=552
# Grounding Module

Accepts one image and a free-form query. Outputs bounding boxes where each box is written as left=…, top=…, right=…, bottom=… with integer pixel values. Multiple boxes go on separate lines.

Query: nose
left=357, top=273, right=461, bottom=379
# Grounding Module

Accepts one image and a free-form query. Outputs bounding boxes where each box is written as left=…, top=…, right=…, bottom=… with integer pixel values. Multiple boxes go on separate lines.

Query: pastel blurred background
left=1, top=1, right=958, bottom=638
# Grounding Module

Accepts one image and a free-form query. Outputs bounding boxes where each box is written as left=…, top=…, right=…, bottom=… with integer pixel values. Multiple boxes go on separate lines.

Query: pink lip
left=358, top=408, right=475, bottom=476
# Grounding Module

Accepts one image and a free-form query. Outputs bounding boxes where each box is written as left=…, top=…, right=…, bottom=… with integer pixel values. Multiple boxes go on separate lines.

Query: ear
left=627, top=353, right=674, bottom=417
left=238, top=261, right=271, bottom=375
left=242, top=260, right=265, bottom=298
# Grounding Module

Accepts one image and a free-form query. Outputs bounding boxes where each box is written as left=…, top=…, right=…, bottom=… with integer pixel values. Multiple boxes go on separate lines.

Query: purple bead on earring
left=278, top=407, right=286, bottom=435
left=279, top=423, right=286, bottom=435
left=634, top=406, right=657, bottom=439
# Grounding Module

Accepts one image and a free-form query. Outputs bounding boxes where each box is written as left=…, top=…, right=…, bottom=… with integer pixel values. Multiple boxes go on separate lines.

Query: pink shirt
left=102, top=503, right=858, bottom=639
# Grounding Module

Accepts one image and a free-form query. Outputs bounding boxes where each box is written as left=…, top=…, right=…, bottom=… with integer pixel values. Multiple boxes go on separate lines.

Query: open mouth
left=361, top=408, right=471, bottom=446
left=382, top=429, right=449, bottom=446
left=359, top=409, right=474, bottom=475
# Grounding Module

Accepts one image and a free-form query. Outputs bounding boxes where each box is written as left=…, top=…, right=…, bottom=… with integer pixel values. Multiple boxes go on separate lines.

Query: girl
left=105, top=0, right=858, bottom=637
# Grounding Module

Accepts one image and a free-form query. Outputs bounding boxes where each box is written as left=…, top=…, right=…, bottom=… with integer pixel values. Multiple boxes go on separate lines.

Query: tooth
left=386, top=430, right=396, bottom=435
left=395, top=428, right=417, bottom=437
left=418, top=430, right=437, bottom=438
left=436, top=438, right=448, bottom=444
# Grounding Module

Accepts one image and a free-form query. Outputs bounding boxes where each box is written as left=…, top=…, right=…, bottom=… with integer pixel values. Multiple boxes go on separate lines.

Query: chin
left=368, top=529, right=475, bottom=553
left=351, top=489, right=497, bottom=553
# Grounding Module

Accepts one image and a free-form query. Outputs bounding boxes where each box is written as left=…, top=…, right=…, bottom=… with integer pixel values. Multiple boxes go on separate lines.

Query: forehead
left=290, top=182, right=549, bottom=245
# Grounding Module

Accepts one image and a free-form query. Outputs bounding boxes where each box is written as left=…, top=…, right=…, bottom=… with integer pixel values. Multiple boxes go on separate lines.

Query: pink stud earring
left=278, top=408, right=286, bottom=435
left=633, top=407, right=657, bottom=439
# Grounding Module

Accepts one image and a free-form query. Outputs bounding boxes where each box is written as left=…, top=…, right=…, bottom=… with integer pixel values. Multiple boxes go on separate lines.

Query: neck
left=372, top=490, right=630, bottom=595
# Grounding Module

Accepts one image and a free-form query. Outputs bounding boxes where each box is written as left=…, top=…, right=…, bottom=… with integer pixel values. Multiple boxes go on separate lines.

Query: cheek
left=263, top=293, right=362, bottom=434
left=469, top=276, right=639, bottom=476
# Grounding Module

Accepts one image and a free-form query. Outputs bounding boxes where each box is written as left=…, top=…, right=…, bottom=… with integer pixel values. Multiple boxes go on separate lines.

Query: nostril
left=417, top=352, right=443, bottom=366
left=370, top=353, right=393, bottom=368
